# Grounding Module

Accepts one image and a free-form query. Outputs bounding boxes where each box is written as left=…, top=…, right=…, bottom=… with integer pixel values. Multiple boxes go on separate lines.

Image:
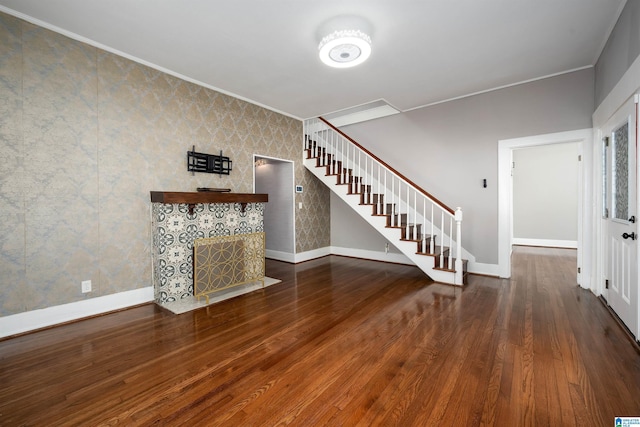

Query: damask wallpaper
left=0, top=11, right=330, bottom=317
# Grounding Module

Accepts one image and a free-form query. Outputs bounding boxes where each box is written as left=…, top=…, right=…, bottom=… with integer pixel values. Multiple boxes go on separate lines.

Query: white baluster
left=455, top=207, right=463, bottom=284
left=346, top=138, right=350, bottom=185
left=340, top=136, right=344, bottom=182
left=358, top=150, right=361, bottom=194
left=344, top=136, right=347, bottom=179
left=377, top=164, right=381, bottom=212
left=440, top=212, right=444, bottom=268
left=364, top=156, right=368, bottom=199
left=365, top=155, right=369, bottom=196
left=413, top=190, right=417, bottom=240
left=423, top=198, right=426, bottom=253
left=391, top=176, right=395, bottom=226
left=333, top=132, right=337, bottom=176
left=314, top=126, right=318, bottom=158
left=311, top=121, right=318, bottom=157
left=384, top=169, right=387, bottom=215
left=430, top=205, right=434, bottom=253
left=364, top=155, right=373, bottom=199
left=406, top=184, right=410, bottom=238
left=330, top=131, right=334, bottom=175
left=332, top=131, right=336, bottom=172
left=327, top=129, right=331, bottom=171
left=336, top=134, right=339, bottom=179
left=448, top=217, right=453, bottom=270
left=321, top=130, right=325, bottom=165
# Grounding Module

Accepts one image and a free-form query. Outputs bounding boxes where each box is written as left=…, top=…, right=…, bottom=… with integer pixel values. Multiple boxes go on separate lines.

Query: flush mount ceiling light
left=318, top=29, right=372, bottom=68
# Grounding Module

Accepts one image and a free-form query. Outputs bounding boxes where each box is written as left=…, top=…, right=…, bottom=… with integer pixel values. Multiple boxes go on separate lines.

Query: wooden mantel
left=150, top=191, right=268, bottom=214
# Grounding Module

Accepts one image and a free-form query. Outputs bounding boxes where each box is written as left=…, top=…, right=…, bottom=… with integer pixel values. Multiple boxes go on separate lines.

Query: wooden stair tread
left=416, top=245, right=449, bottom=256
left=433, top=259, right=469, bottom=279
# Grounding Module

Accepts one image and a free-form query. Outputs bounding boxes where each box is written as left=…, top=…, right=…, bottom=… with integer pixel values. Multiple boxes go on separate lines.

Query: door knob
left=629, top=216, right=636, bottom=223
left=622, top=232, right=637, bottom=240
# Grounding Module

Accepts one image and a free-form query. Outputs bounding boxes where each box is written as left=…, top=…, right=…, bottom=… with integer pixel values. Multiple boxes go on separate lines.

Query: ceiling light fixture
left=318, top=29, right=371, bottom=68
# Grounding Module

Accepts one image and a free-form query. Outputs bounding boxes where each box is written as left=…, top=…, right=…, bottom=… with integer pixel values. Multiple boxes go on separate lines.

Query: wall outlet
left=385, top=243, right=389, bottom=254
left=81, top=280, right=92, bottom=293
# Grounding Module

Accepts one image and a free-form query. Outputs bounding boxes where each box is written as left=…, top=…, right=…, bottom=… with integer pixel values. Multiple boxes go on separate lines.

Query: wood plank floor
left=1, top=247, right=639, bottom=426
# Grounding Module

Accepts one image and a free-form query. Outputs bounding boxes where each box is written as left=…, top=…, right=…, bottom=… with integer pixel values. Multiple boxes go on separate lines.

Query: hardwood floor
left=1, top=247, right=639, bottom=426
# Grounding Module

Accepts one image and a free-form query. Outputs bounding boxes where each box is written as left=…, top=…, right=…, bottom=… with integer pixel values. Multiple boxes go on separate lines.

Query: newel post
left=455, top=207, right=463, bottom=285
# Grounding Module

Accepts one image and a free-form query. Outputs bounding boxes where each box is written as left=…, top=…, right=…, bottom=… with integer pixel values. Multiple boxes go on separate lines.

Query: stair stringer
left=304, top=157, right=459, bottom=284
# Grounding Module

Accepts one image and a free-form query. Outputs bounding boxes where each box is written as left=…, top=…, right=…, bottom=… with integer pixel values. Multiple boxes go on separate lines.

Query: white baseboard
left=294, top=247, right=331, bottom=263
left=330, top=246, right=413, bottom=265
left=513, top=238, right=578, bottom=249
left=0, top=287, right=154, bottom=339
left=467, top=262, right=500, bottom=277
left=265, top=249, right=296, bottom=263
left=329, top=246, right=500, bottom=277
left=279, top=246, right=500, bottom=277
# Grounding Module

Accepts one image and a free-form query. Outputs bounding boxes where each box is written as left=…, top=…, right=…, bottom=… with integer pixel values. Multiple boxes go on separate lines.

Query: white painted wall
left=512, top=142, right=579, bottom=245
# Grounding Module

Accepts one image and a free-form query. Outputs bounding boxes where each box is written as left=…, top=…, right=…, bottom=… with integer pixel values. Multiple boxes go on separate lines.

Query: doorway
left=253, top=155, right=296, bottom=262
left=498, top=129, right=592, bottom=281
left=512, top=142, right=580, bottom=248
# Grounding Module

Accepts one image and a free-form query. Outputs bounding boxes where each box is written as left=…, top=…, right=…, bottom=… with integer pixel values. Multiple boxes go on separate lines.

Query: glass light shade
left=318, top=30, right=371, bottom=68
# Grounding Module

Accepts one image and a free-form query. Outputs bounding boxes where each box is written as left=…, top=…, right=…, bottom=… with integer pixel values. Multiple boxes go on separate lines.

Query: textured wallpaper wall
left=0, top=12, right=330, bottom=317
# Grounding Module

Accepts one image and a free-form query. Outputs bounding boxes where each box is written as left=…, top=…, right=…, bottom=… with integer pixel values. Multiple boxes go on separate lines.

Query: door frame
left=253, top=154, right=296, bottom=262
left=595, top=94, right=639, bottom=339
left=591, top=54, right=640, bottom=339
left=498, top=129, right=592, bottom=285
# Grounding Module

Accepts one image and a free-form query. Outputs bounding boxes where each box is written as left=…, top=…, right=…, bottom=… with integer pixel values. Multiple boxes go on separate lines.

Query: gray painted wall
left=330, top=192, right=402, bottom=254
left=595, top=0, right=640, bottom=106
left=512, top=142, right=579, bottom=241
left=337, top=69, right=594, bottom=264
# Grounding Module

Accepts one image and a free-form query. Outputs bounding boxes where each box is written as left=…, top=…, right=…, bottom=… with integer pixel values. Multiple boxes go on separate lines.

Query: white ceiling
left=0, top=0, right=626, bottom=120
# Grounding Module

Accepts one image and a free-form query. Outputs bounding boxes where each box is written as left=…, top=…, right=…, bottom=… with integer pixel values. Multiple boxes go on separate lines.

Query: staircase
left=303, top=117, right=472, bottom=285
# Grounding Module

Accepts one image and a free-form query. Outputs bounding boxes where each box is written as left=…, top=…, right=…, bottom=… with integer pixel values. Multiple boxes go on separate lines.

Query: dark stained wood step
left=416, top=245, right=449, bottom=258
left=359, top=185, right=373, bottom=205
left=386, top=213, right=407, bottom=228
left=371, top=195, right=385, bottom=215
left=415, top=235, right=437, bottom=253
left=401, top=223, right=422, bottom=240
left=434, top=259, right=469, bottom=284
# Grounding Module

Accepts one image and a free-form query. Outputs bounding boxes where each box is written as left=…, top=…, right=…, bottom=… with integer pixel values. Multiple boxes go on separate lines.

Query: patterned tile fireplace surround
left=150, top=192, right=267, bottom=305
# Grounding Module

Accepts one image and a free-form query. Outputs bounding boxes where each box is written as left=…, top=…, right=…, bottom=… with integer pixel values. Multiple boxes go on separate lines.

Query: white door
left=604, top=95, right=638, bottom=339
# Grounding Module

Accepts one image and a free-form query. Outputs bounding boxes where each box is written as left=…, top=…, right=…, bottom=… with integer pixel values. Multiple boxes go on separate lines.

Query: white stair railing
left=304, top=118, right=464, bottom=284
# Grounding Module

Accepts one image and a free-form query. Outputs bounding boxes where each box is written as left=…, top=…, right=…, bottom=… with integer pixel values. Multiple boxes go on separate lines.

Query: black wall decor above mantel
left=187, top=146, right=232, bottom=175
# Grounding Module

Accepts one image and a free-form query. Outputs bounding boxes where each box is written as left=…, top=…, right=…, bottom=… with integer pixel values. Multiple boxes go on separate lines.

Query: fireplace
left=150, top=191, right=268, bottom=305
left=193, top=232, right=265, bottom=304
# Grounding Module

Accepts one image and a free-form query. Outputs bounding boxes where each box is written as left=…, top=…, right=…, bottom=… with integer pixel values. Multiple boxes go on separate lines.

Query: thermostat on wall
left=295, top=185, right=303, bottom=193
